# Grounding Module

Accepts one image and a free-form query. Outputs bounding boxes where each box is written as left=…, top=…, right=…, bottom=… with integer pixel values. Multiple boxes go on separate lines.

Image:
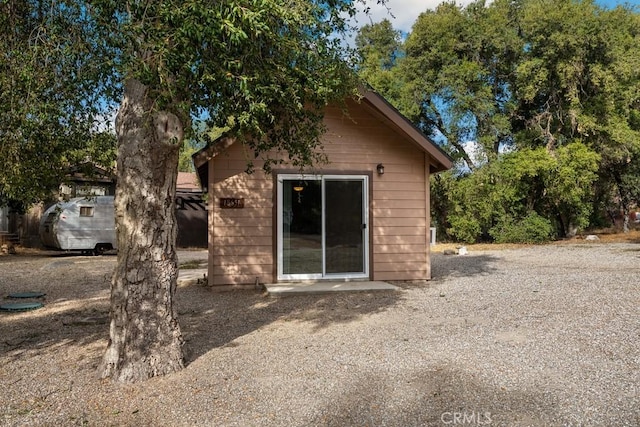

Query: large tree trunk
left=612, top=169, right=631, bottom=234
left=100, top=79, right=185, bottom=382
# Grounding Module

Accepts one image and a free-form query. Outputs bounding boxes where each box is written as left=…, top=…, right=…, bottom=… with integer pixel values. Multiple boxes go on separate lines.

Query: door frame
left=276, top=173, right=370, bottom=281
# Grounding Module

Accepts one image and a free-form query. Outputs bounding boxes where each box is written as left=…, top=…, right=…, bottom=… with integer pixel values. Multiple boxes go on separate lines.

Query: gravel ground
left=0, top=244, right=638, bottom=426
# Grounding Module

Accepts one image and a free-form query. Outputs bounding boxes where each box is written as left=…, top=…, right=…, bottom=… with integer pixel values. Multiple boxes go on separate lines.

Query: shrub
left=448, top=215, right=482, bottom=244
left=490, top=212, right=555, bottom=244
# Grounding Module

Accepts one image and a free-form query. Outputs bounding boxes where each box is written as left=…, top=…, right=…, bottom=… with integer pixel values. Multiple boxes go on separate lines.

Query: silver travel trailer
left=40, top=196, right=117, bottom=255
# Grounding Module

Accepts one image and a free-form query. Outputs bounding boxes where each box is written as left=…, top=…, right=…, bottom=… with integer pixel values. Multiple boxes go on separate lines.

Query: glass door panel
left=325, top=179, right=364, bottom=274
left=282, top=179, right=322, bottom=275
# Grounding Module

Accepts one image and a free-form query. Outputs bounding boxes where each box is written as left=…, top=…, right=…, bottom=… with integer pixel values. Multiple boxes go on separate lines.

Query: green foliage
left=439, top=142, right=599, bottom=242
left=3, top=0, right=367, bottom=206
left=398, top=0, right=522, bottom=170
left=356, top=19, right=402, bottom=71
left=547, top=142, right=601, bottom=234
left=88, top=0, right=362, bottom=172
left=178, top=123, right=225, bottom=172
left=355, top=19, right=405, bottom=100
left=178, top=140, right=201, bottom=173
left=490, top=212, right=554, bottom=244
left=359, top=0, right=639, bottom=242
left=0, top=0, right=116, bottom=206
left=448, top=214, right=482, bottom=244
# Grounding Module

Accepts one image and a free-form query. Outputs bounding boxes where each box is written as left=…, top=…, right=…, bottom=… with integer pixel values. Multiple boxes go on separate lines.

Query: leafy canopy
left=0, top=0, right=117, bottom=207
left=90, top=0, right=363, bottom=169
left=2, top=0, right=374, bottom=206
left=357, top=0, right=640, bottom=241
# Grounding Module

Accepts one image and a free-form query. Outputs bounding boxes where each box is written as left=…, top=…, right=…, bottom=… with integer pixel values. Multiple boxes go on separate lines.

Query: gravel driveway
left=1, top=244, right=638, bottom=426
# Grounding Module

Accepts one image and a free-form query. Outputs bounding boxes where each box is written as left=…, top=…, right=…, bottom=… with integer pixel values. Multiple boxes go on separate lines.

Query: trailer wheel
left=94, top=244, right=111, bottom=256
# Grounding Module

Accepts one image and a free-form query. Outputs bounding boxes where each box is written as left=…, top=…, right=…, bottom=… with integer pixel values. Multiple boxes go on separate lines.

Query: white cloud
left=354, top=0, right=485, bottom=34
left=461, top=140, right=487, bottom=166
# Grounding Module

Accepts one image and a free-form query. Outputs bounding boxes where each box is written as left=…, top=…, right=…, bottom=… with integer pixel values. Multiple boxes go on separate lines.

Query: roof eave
left=190, top=88, right=454, bottom=185
left=192, top=136, right=237, bottom=191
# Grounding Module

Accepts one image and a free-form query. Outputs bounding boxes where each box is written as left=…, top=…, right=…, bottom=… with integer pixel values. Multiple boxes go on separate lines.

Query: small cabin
left=193, top=89, right=452, bottom=287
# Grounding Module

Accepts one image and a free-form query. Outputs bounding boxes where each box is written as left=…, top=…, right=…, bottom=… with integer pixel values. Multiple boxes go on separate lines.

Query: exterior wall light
left=376, top=163, right=385, bottom=175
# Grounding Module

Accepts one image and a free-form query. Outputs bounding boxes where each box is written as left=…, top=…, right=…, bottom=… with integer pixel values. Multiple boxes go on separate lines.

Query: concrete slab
left=265, top=281, right=400, bottom=296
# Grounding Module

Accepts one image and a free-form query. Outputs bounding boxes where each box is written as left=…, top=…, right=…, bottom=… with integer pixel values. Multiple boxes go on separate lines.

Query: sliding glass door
left=278, top=175, right=368, bottom=280
left=280, top=178, right=323, bottom=276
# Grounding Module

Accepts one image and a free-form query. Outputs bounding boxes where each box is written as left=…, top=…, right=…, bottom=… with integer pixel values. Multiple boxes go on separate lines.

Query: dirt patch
left=433, top=229, right=640, bottom=253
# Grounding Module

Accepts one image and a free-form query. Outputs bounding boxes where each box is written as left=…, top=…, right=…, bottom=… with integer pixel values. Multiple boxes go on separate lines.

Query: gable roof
left=66, top=162, right=115, bottom=184
left=193, top=89, right=453, bottom=189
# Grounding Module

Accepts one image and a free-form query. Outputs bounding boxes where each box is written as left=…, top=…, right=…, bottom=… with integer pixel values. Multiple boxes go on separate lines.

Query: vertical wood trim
left=367, top=171, right=374, bottom=280
left=272, top=171, right=278, bottom=283
left=425, top=153, right=431, bottom=280
left=208, top=158, right=215, bottom=286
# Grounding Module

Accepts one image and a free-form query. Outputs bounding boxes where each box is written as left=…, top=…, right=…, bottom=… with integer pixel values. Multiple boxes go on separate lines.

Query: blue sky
left=357, top=0, right=639, bottom=34
left=597, top=0, right=639, bottom=8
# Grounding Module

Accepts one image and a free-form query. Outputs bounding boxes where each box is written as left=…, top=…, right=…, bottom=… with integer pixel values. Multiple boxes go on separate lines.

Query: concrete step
left=265, top=281, right=400, bottom=296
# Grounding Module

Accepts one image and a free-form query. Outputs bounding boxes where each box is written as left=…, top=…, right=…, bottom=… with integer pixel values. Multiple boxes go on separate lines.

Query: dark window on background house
left=80, top=207, right=94, bottom=217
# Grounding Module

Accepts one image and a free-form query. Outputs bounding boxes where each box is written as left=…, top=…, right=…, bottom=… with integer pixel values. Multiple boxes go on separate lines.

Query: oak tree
left=357, top=0, right=640, bottom=240
left=92, top=0, right=366, bottom=382
left=4, top=0, right=374, bottom=382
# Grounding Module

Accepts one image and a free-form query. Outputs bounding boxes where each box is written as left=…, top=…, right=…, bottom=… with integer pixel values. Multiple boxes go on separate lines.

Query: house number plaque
left=220, top=198, right=245, bottom=209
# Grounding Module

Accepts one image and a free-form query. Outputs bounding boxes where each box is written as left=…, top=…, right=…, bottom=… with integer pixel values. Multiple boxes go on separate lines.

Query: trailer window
left=80, top=206, right=94, bottom=217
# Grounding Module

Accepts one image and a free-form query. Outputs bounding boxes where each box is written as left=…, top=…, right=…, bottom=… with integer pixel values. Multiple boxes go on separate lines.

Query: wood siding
left=208, top=98, right=433, bottom=285
left=208, top=158, right=274, bottom=285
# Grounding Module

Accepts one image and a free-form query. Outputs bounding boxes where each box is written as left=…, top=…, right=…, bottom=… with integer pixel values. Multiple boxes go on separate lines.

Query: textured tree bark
left=99, top=79, right=185, bottom=382
left=612, top=169, right=631, bottom=234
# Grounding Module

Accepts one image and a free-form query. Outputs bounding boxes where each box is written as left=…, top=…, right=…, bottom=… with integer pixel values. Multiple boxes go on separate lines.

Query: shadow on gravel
left=0, top=301, right=109, bottom=367
left=1, top=284, right=401, bottom=371
left=430, top=253, right=500, bottom=281
left=177, top=286, right=401, bottom=365
left=1, top=249, right=399, bottom=373
left=0, top=253, right=113, bottom=366
left=48, top=252, right=118, bottom=258
left=3, top=250, right=492, bottom=373
left=310, top=366, right=564, bottom=426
